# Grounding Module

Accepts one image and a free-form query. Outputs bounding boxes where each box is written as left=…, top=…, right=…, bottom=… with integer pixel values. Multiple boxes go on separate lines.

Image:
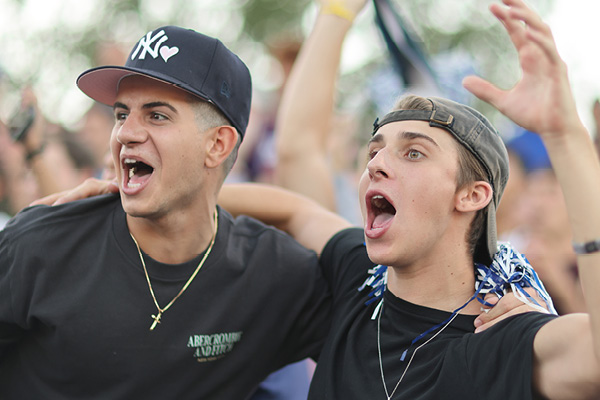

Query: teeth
left=371, top=195, right=388, bottom=209
left=125, top=158, right=137, bottom=179
left=127, top=182, right=141, bottom=188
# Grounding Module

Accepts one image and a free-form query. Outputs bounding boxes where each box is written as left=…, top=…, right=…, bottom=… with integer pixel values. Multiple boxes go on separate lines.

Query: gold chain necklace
left=130, top=209, right=218, bottom=331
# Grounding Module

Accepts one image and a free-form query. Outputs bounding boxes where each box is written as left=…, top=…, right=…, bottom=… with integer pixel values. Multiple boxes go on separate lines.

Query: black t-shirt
left=0, top=194, right=331, bottom=399
left=309, top=228, right=557, bottom=400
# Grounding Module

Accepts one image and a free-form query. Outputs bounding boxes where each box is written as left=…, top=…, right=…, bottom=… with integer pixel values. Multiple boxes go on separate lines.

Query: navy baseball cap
left=77, top=26, right=252, bottom=138
left=373, top=97, right=509, bottom=265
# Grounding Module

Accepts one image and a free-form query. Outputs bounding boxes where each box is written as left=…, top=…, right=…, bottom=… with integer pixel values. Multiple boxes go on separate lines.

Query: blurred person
left=75, top=41, right=128, bottom=177
left=0, top=120, right=39, bottom=226
left=9, top=89, right=96, bottom=197
left=498, top=130, right=585, bottom=314
left=76, top=102, right=116, bottom=175
left=228, top=34, right=304, bottom=185
left=522, top=168, right=585, bottom=314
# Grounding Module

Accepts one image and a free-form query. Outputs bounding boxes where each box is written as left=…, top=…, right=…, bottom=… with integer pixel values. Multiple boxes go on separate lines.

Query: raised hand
left=463, top=0, right=584, bottom=138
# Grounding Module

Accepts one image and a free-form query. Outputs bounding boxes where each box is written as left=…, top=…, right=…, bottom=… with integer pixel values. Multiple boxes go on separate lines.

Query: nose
left=116, top=112, right=148, bottom=146
left=367, top=149, right=390, bottom=181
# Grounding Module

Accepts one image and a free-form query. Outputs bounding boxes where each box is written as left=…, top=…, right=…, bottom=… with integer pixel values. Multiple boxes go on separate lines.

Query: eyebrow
left=113, top=102, right=128, bottom=111
left=401, top=131, right=439, bottom=148
left=369, top=130, right=440, bottom=148
left=112, top=101, right=178, bottom=114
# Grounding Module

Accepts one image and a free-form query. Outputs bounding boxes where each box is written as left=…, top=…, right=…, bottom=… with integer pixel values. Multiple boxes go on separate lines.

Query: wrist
left=321, top=0, right=357, bottom=22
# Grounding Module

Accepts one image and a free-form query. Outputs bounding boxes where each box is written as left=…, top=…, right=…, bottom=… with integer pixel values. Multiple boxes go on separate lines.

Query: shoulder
left=218, top=207, right=317, bottom=260
left=444, top=313, right=557, bottom=398
left=1, top=193, right=120, bottom=244
left=459, top=312, right=557, bottom=367
left=321, top=227, right=369, bottom=269
left=319, top=227, right=374, bottom=295
left=223, top=208, right=302, bottom=244
left=468, top=312, right=557, bottom=347
left=322, top=228, right=366, bottom=255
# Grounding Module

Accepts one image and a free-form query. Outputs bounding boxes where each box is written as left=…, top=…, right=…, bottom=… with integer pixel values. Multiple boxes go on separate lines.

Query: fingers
left=29, top=178, right=118, bottom=207
left=475, top=293, right=520, bottom=332
left=508, top=9, right=559, bottom=63
left=475, top=304, right=532, bottom=333
left=495, top=0, right=559, bottom=62
left=462, top=76, right=505, bottom=109
left=56, top=178, right=118, bottom=205
left=29, top=191, right=70, bottom=207
left=489, top=2, right=527, bottom=50
left=474, top=290, right=550, bottom=333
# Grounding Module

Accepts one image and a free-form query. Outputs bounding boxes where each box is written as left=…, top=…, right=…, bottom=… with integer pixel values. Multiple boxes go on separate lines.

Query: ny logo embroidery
left=131, top=29, right=179, bottom=63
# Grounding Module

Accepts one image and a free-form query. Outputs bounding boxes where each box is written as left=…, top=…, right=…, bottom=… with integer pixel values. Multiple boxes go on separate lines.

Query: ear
left=455, top=181, right=493, bottom=213
left=204, top=125, right=238, bottom=169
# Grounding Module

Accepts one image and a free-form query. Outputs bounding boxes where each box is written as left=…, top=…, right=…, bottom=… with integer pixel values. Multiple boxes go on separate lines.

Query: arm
left=219, top=183, right=352, bottom=254
left=464, top=0, right=600, bottom=397
left=274, top=0, right=367, bottom=210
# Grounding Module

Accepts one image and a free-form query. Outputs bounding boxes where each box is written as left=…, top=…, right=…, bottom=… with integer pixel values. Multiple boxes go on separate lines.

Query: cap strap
left=372, top=108, right=454, bottom=135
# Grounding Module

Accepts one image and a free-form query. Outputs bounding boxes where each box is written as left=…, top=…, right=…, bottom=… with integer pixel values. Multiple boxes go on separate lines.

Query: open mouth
left=370, top=194, right=396, bottom=229
left=124, top=158, right=154, bottom=189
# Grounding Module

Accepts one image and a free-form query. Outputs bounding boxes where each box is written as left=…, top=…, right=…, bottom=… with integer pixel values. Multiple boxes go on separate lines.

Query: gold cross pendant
left=150, top=312, right=162, bottom=330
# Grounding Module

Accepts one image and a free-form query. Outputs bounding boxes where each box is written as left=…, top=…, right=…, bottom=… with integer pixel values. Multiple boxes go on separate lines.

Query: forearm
left=275, top=10, right=354, bottom=209
left=276, top=12, right=352, bottom=151
left=218, top=183, right=352, bottom=253
left=542, top=127, right=600, bottom=348
left=219, top=183, right=303, bottom=230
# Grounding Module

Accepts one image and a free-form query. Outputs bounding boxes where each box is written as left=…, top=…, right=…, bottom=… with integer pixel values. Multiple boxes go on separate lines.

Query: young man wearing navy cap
left=0, top=26, right=331, bottom=399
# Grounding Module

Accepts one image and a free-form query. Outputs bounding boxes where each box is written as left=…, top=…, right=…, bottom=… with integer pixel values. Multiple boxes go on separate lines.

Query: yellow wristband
left=321, top=1, right=356, bottom=22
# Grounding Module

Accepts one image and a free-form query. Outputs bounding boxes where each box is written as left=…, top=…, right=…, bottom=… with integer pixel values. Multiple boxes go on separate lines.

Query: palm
left=496, top=41, right=570, bottom=134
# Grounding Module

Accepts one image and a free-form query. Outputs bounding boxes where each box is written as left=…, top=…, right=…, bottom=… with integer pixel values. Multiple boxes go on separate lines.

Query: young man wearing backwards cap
left=215, top=0, right=600, bottom=397
left=0, top=26, right=333, bottom=399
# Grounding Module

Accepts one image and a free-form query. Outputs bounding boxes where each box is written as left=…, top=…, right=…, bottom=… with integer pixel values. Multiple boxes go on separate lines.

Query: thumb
left=462, top=76, right=504, bottom=108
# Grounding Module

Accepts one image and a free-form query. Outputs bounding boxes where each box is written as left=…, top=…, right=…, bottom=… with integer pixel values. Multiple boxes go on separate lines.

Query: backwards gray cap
left=372, top=97, right=509, bottom=265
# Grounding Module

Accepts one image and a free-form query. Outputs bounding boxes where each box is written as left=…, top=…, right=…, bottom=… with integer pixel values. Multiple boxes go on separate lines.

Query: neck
left=127, top=204, right=218, bottom=264
left=385, top=255, right=482, bottom=315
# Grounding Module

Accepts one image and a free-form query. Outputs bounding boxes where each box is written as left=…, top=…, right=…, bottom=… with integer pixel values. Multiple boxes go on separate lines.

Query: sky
left=546, top=0, right=600, bottom=133
left=0, top=0, right=599, bottom=134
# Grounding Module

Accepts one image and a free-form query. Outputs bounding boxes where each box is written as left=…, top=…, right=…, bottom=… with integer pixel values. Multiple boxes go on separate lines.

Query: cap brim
left=76, top=66, right=210, bottom=106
